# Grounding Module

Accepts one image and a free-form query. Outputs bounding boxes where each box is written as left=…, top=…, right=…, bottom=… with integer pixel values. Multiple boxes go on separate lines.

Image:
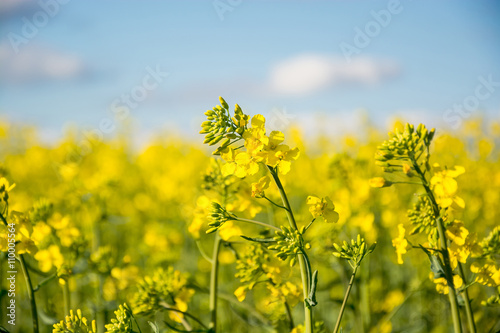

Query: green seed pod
left=209, top=135, right=224, bottom=146
left=428, top=128, right=435, bottom=141
left=359, top=242, right=366, bottom=255
left=206, top=227, right=218, bottom=234
left=219, top=96, right=229, bottom=110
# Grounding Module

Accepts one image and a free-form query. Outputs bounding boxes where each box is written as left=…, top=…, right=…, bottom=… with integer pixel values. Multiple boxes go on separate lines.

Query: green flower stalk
left=371, top=123, right=468, bottom=333
left=200, top=98, right=316, bottom=333
left=332, top=236, right=375, bottom=333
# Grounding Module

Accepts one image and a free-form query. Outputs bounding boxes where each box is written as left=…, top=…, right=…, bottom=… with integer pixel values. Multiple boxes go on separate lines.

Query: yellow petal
left=323, top=210, right=339, bottom=223
left=268, top=131, right=285, bottom=145
left=278, top=160, right=291, bottom=174
left=251, top=114, right=266, bottom=128
left=234, top=286, right=247, bottom=302
left=448, top=165, right=465, bottom=177
left=442, top=177, right=458, bottom=195
left=306, top=196, right=321, bottom=205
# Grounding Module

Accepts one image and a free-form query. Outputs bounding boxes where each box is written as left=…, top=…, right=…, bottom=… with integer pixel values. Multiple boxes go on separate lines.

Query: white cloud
left=0, top=0, right=37, bottom=17
left=268, top=53, right=400, bottom=95
left=0, top=42, right=85, bottom=84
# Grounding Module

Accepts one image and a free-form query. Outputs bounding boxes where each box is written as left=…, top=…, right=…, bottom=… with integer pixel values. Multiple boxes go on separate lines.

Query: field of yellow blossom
left=1, top=99, right=499, bottom=333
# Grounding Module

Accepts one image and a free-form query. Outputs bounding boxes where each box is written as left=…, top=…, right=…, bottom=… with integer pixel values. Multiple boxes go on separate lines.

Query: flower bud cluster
left=480, top=227, right=500, bottom=259
left=104, top=304, right=133, bottom=333
left=206, top=202, right=236, bottom=234
left=333, top=235, right=376, bottom=268
left=407, top=195, right=436, bottom=235
left=201, top=159, right=235, bottom=193
left=375, top=123, right=435, bottom=173
left=200, top=97, right=249, bottom=155
left=482, top=293, right=500, bottom=307
left=53, top=309, right=97, bottom=333
left=235, top=244, right=270, bottom=285
left=132, top=267, right=193, bottom=316
left=269, top=226, right=306, bottom=267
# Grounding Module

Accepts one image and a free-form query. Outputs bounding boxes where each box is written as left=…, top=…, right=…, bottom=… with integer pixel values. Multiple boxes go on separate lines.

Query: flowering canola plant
left=0, top=109, right=498, bottom=333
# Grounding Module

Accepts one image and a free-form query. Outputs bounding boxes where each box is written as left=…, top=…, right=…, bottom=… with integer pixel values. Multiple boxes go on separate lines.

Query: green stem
left=62, top=279, right=71, bottom=315
left=196, top=240, right=214, bottom=264
left=284, top=299, right=295, bottom=330
left=267, top=166, right=297, bottom=229
left=216, top=292, right=270, bottom=326
left=19, top=255, right=39, bottom=333
left=209, top=233, right=222, bottom=332
left=458, top=262, right=476, bottom=333
left=435, top=217, right=463, bottom=333
left=33, top=272, right=57, bottom=292
left=303, top=218, right=316, bottom=233
left=0, top=211, right=8, bottom=226
left=333, top=265, right=358, bottom=333
left=268, top=166, right=313, bottom=333
left=233, top=217, right=281, bottom=232
left=159, top=302, right=195, bottom=331
left=263, top=195, right=289, bottom=211
left=411, top=158, right=462, bottom=333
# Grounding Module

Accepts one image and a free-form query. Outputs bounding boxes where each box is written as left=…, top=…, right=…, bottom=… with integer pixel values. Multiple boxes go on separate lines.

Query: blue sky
left=1, top=0, right=499, bottom=142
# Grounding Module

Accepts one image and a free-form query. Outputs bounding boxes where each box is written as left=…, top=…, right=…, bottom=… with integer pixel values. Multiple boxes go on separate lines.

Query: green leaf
left=240, top=235, right=276, bottom=243
left=305, top=270, right=319, bottom=308
left=418, top=245, right=445, bottom=279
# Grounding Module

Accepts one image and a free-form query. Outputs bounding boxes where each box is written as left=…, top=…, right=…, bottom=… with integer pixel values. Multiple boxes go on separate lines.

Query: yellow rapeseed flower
left=306, top=196, right=339, bottom=223
left=392, top=224, right=408, bottom=264
left=251, top=176, right=271, bottom=198
left=369, top=177, right=392, bottom=188
left=430, top=164, right=465, bottom=208
left=471, top=261, right=500, bottom=287
left=432, top=274, right=463, bottom=294
left=234, top=285, right=248, bottom=302
left=34, top=245, right=64, bottom=272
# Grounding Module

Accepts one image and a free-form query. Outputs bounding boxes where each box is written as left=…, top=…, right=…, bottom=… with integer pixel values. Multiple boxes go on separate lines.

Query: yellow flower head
left=215, top=113, right=300, bottom=177
left=34, top=245, right=64, bottom=272
left=306, top=196, right=339, bottom=223
left=369, top=177, right=392, bottom=188
left=430, top=164, right=465, bottom=208
left=0, top=177, right=16, bottom=193
left=234, top=285, right=248, bottom=302
left=251, top=176, right=271, bottom=198
left=221, top=149, right=260, bottom=178
left=446, top=220, right=469, bottom=246
left=0, top=177, right=16, bottom=204
left=432, top=273, right=463, bottom=294
left=392, top=224, right=408, bottom=264
left=471, top=261, right=500, bottom=287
